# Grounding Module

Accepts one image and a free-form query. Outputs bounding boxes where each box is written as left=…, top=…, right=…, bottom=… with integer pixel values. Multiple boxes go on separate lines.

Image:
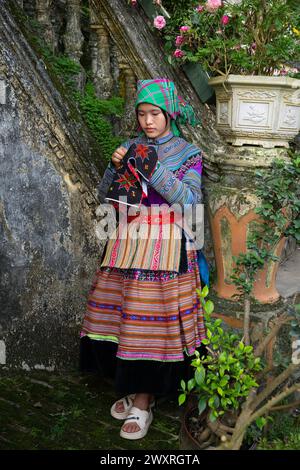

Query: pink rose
left=175, top=35, right=185, bottom=46
left=196, top=5, right=205, bottom=12
left=221, top=15, right=229, bottom=25
left=280, top=68, right=288, bottom=76
left=173, top=49, right=185, bottom=58
left=180, top=25, right=190, bottom=33
left=153, top=15, right=166, bottom=30
left=205, top=0, right=222, bottom=12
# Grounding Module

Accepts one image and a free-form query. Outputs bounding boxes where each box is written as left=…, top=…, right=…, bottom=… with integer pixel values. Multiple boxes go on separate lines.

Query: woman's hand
left=111, top=146, right=127, bottom=169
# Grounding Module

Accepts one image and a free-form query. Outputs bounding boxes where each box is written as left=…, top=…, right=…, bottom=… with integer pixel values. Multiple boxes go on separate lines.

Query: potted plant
left=161, top=0, right=300, bottom=147
left=179, top=153, right=300, bottom=450
left=179, top=286, right=300, bottom=450
left=179, top=286, right=262, bottom=449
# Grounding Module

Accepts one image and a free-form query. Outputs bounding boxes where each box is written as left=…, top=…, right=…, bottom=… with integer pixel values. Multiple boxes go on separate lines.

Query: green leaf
left=198, top=397, right=207, bottom=415
left=195, top=365, right=206, bottom=386
left=204, top=300, right=214, bottom=315
left=255, top=416, right=267, bottom=430
left=180, top=380, right=186, bottom=391
left=201, top=338, right=210, bottom=345
left=202, top=285, right=209, bottom=298
left=187, top=378, right=196, bottom=392
left=178, top=393, right=186, bottom=406
left=219, top=352, right=227, bottom=363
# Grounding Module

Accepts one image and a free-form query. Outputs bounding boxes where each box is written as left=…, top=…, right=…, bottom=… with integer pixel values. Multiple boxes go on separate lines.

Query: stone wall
left=0, top=0, right=220, bottom=369
left=0, top=2, right=105, bottom=369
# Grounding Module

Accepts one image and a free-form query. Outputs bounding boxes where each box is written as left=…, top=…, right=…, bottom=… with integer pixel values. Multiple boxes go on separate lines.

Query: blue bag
left=197, top=250, right=210, bottom=287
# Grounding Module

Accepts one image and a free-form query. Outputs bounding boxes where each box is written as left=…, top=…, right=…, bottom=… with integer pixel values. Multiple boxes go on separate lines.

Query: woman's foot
left=114, top=396, right=132, bottom=414
left=111, top=394, right=135, bottom=420
left=121, top=393, right=154, bottom=434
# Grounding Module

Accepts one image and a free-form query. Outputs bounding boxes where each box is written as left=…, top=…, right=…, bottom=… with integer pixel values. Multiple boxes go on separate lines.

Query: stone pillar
left=23, top=0, right=36, bottom=18
left=36, top=0, right=55, bottom=51
left=205, top=146, right=289, bottom=306
left=89, top=7, right=113, bottom=99
left=118, top=59, right=137, bottom=136
left=63, top=0, right=85, bottom=91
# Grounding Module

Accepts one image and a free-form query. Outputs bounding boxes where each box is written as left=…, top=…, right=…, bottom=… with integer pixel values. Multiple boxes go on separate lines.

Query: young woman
left=80, top=78, right=206, bottom=440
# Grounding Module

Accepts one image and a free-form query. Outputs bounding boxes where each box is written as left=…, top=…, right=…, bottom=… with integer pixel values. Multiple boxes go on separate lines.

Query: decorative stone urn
left=208, top=75, right=300, bottom=148
left=204, top=145, right=290, bottom=305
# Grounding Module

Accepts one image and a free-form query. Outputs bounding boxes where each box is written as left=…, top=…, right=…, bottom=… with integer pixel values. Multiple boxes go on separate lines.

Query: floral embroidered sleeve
left=96, top=140, right=131, bottom=203
left=148, top=153, right=203, bottom=207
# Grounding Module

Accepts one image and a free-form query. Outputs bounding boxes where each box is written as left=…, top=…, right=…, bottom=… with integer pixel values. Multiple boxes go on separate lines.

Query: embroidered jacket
left=97, top=131, right=203, bottom=271
left=97, top=131, right=203, bottom=207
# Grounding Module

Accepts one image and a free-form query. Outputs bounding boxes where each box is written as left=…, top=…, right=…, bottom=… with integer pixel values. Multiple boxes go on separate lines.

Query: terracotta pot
left=179, top=406, right=217, bottom=450
left=209, top=204, right=286, bottom=303
left=179, top=406, right=257, bottom=451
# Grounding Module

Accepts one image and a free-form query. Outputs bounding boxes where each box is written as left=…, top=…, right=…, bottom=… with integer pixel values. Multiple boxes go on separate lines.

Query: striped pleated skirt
left=80, top=244, right=206, bottom=397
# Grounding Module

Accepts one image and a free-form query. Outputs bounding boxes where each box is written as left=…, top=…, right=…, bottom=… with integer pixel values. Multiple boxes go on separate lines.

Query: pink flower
left=205, top=0, right=222, bottom=12
left=180, top=25, right=190, bottom=33
left=173, top=49, right=185, bottom=58
left=196, top=5, right=205, bottom=12
left=131, top=0, right=137, bottom=5
left=175, top=35, right=185, bottom=46
left=221, top=15, right=229, bottom=25
left=153, top=15, right=166, bottom=30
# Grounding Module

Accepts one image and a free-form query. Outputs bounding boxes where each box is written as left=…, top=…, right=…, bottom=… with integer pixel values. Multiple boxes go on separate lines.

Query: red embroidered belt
left=126, top=211, right=181, bottom=225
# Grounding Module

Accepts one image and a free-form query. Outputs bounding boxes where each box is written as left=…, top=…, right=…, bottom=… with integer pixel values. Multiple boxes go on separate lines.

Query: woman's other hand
left=111, top=146, right=127, bottom=169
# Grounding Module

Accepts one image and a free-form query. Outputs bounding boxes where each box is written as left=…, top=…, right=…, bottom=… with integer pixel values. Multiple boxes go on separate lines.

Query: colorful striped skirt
left=80, top=246, right=206, bottom=396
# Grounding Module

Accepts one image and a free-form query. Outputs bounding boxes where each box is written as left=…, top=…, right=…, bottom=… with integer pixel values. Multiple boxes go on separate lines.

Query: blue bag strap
left=197, top=250, right=210, bottom=287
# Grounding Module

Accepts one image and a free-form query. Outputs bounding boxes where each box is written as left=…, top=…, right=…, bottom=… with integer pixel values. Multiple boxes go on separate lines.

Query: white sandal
left=120, top=406, right=153, bottom=440
left=110, top=394, right=136, bottom=420
left=111, top=395, right=156, bottom=420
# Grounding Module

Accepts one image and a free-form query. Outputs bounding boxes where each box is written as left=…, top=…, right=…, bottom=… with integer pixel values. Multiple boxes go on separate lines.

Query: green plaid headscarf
left=135, top=78, right=199, bottom=137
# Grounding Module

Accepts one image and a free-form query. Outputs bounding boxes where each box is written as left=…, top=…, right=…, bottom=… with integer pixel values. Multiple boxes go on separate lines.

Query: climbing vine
left=74, top=83, right=125, bottom=163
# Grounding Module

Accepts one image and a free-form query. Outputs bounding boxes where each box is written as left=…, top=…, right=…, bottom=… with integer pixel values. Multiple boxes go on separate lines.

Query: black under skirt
left=80, top=336, right=207, bottom=399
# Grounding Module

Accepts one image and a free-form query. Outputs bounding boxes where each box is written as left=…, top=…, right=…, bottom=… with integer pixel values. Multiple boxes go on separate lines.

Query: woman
left=80, top=78, right=206, bottom=440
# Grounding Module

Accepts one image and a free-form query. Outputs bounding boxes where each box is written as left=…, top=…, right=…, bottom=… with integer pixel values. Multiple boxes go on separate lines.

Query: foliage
left=231, top=153, right=300, bottom=300
left=160, top=0, right=300, bottom=76
left=42, top=51, right=125, bottom=163
left=178, top=153, right=300, bottom=449
left=258, top=432, right=300, bottom=450
left=257, top=410, right=300, bottom=450
left=11, top=6, right=126, bottom=166
left=74, top=83, right=125, bottom=163
left=179, top=286, right=262, bottom=422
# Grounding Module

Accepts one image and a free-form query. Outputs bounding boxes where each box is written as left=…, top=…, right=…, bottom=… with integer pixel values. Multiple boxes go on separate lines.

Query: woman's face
left=137, top=103, right=171, bottom=139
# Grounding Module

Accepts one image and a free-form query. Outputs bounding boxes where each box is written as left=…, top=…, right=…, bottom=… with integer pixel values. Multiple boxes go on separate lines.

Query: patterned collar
left=146, top=131, right=174, bottom=145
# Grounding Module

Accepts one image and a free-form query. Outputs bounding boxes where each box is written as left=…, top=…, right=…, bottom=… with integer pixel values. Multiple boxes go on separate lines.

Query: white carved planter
left=208, top=75, right=300, bottom=148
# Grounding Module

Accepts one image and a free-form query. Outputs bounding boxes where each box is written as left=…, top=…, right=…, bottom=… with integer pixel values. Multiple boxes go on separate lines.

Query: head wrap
left=135, top=78, right=200, bottom=137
